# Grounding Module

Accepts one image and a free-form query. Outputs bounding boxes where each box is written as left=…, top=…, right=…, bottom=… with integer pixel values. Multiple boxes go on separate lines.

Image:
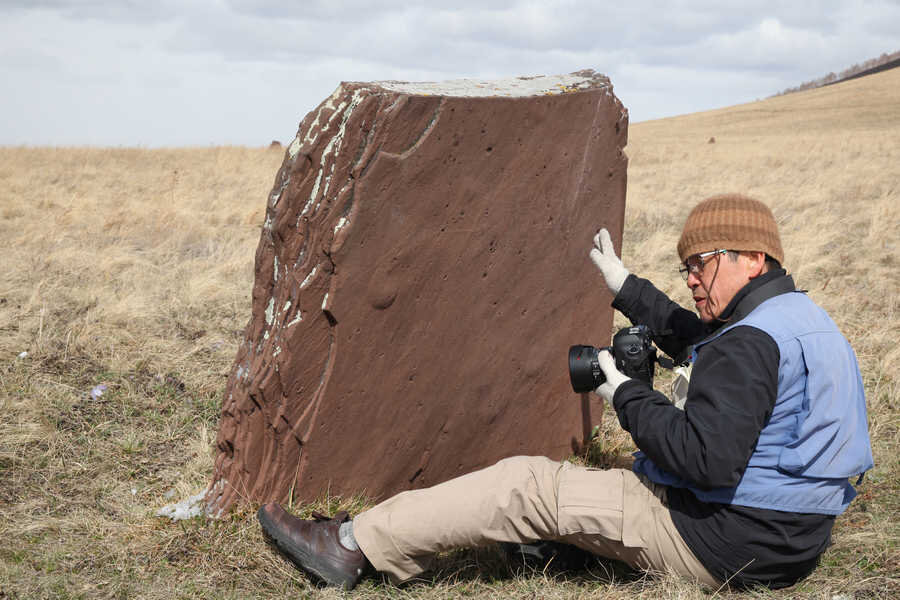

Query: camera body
left=568, top=325, right=658, bottom=392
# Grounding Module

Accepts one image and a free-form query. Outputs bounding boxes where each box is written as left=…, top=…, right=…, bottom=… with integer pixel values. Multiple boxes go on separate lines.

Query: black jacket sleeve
left=613, top=326, right=779, bottom=489
left=612, top=274, right=706, bottom=360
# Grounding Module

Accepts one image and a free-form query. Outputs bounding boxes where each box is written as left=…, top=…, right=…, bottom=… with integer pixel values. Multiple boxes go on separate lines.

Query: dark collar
left=705, top=269, right=797, bottom=335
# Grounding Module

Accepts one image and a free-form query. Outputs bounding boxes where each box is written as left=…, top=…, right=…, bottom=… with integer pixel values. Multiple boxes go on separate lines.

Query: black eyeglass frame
left=678, top=248, right=728, bottom=280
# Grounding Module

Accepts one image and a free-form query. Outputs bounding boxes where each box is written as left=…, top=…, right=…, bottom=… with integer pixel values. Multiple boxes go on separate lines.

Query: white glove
left=594, top=349, right=631, bottom=406
left=589, top=229, right=629, bottom=295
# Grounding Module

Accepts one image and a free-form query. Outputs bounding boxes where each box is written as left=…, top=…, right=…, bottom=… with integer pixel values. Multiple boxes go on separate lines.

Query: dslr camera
left=568, top=325, right=671, bottom=392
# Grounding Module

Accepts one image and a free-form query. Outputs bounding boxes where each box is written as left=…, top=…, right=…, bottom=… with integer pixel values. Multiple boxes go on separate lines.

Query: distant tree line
left=773, top=50, right=900, bottom=96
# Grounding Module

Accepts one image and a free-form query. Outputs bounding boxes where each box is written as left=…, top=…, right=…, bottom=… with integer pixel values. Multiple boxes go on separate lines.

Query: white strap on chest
left=670, top=364, right=692, bottom=410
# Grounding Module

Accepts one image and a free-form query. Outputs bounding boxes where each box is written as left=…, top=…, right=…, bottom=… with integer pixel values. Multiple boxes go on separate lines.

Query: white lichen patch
left=376, top=72, right=608, bottom=97
left=316, top=90, right=367, bottom=212
left=274, top=256, right=279, bottom=281
left=336, top=180, right=353, bottom=202
left=304, top=109, right=326, bottom=144
left=302, top=97, right=349, bottom=217
left=321, top=293, right=329, bottom=310
left=301, top=97, right=348, bottom=169
left=301, top=168, right=324, bottom=218
left=283, top=300, right=291, bottom=313
left=306, top=93, right=368, bottom=218
left=300, top=265, right=318, bottom=289
left=270, top=181, right=289, bottom=208
left=274, top=345, right=282, bottom=357
left=334, top=217, right=349, bottom=234
left=288, top=135, right=302, bottom=159
left=316, top=174, right=333, bottom=214
left=303, top=87, right=344, bottom=146
left=287, top=311, right=303, bottom=327
left=265, top=298, right=275, bottom=326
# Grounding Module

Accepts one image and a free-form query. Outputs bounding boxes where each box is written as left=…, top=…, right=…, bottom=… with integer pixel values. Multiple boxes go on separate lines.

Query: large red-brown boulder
left=208, top=70, right=628, bottom=513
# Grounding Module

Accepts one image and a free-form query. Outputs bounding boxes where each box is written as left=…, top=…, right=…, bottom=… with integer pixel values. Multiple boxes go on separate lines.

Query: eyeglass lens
left=680, top=252, right=715, bottom=280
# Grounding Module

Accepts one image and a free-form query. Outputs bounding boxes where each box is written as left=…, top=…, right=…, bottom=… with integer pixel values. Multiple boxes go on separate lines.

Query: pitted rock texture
left=209, top=70, right=628, bottom=512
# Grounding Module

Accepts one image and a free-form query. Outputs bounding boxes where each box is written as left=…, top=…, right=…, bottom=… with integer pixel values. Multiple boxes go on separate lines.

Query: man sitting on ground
left=258, top=194, right=873, bottom=590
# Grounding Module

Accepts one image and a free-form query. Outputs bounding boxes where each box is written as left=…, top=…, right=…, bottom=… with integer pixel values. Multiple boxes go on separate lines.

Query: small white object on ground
left=17, top=351, right=28, bottom=359
left=155, top=490, right=207, bottom=521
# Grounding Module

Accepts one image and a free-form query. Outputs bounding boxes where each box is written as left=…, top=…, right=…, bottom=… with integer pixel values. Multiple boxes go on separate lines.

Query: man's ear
left=746, top=251, right=767, bottom=278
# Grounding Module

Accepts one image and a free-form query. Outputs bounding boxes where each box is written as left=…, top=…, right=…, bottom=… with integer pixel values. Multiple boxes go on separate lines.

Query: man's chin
left=695, top=303, right=715, bottom=323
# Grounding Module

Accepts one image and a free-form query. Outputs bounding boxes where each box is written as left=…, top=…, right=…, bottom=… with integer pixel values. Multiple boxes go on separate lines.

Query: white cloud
left=0, top=0, right=897, bottom=145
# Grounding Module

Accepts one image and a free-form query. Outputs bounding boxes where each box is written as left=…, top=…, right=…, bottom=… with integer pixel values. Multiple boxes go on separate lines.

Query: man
left=258, top=194, right=873, bottom=590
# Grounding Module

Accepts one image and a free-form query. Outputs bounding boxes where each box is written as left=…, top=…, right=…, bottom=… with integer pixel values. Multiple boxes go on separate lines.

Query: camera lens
left=568, top=345, right=605, bottom=393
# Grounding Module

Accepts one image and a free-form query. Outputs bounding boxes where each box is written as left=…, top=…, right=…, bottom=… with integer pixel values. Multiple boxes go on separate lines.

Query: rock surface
left=208, top=70, right=628, bottom=512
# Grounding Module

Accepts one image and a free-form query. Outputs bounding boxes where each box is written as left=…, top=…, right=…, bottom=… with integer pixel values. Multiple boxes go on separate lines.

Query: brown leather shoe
left=258, top=503, right=369, bottom=589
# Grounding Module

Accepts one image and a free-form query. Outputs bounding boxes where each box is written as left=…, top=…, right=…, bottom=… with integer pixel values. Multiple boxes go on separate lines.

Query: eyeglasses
left=678, top=249, right=728, bottom=281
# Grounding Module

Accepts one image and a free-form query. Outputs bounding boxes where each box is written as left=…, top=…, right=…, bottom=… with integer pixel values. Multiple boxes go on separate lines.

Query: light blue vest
left=635, top=291, right=874, bottom=515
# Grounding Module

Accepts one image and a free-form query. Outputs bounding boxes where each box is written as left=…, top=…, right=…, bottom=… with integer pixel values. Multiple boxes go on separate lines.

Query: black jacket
left=610, top=270, right=833, bottom=589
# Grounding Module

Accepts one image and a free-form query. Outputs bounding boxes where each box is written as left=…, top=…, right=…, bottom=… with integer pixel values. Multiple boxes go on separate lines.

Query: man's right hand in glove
left=589, top=228, right=629, bottom=296
left=595, top=349, right=631, bottom=407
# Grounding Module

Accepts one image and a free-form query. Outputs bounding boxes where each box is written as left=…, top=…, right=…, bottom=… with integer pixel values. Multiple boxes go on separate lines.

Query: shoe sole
left=257, top=507, right=359, bottom=590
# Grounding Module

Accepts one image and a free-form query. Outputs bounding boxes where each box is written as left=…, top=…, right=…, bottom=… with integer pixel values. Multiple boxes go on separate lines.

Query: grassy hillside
left=775, top=50, right=900, bottom=96
left=1, top=68, right=898, bottom=598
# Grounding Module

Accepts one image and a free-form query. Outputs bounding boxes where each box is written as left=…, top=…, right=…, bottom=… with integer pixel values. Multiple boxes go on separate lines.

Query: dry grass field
left=1, top=67, right=898, bottom=599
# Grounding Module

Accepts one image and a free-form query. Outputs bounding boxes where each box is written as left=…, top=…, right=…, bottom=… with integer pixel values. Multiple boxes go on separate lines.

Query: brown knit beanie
left=677, top=194, right=784, bottom=264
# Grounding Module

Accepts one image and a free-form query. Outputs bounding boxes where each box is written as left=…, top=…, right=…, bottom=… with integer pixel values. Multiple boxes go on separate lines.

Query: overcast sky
left=1, top=1, right=897, bottom=147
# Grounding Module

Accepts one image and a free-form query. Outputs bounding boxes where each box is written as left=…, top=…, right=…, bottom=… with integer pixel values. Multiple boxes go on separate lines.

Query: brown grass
left=1, top=68, right=898, bottom=598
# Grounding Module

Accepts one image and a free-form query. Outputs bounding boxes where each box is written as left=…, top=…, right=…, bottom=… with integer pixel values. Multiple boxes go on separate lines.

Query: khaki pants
left=353, top=456, right=718, bottom=587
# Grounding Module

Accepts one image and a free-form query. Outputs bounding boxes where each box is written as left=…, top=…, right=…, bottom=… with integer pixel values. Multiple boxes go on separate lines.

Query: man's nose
left=686, top=270, right=701, bottom=288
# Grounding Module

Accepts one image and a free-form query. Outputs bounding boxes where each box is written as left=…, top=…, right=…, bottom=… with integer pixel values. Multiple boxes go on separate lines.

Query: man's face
left=685, top=251, right=765, bottom=322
